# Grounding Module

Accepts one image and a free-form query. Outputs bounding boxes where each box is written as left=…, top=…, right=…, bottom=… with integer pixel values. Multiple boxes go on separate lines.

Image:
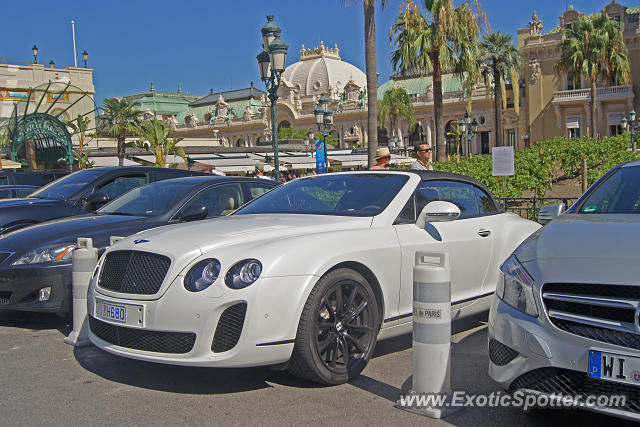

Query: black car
left=0, top=175, right=279, bottom=314
left=0, top=166, right=207, bottom=235
left=0, top=185, right=39, bottom=199
left=0, top=169, right=70, bottom=187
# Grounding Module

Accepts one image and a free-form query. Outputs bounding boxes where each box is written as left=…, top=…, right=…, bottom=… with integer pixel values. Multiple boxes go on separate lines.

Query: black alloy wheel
left=289, top=268, right=379, bottom=385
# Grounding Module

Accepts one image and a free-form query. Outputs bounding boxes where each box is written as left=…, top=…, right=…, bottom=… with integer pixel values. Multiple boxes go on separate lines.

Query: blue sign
left=315, top=140, right=326, bottom=174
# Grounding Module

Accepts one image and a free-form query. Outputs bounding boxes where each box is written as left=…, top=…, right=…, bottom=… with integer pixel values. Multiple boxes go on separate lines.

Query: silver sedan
left=488, top=160, right=640, bottom=421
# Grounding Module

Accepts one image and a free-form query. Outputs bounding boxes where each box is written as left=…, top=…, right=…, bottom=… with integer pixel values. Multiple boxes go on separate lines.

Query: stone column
left=425, top=119, right=432, bottom=146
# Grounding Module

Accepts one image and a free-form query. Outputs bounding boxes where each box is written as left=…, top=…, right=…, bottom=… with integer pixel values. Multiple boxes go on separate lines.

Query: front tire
left=288, top=268, right=380, bottom=385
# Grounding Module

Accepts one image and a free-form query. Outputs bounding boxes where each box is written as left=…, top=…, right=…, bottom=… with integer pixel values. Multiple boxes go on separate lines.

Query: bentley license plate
left=588, top=349, right=640, bottom=386
left=96, top=298, right=144, bottom=327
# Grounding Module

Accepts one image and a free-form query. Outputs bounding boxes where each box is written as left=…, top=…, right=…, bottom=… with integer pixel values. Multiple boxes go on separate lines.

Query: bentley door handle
left=477, top=229, right=491, bottom=237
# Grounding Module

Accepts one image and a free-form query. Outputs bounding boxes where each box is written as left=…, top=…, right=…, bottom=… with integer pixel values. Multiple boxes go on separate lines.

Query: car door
left=394, top=179, right=493, bottom=318
left=243, top=181, right=278, bottom=204
left=179, top=182, right=245, bottom=218
left=72, top=173, right=148, bottom=214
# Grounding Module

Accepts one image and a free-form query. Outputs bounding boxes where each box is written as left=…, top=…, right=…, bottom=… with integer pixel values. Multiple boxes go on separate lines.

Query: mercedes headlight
left=225, top=259, right=262, bottom=289
left=497, top=255, right=538, bottom=317
left=11, top=243, right=76, bottom=265
left=184, top=259, right=221, bottom=292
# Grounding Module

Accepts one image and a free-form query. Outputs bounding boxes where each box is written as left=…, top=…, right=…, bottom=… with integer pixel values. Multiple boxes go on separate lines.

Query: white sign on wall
left=492, top=146, right=515, bottom=176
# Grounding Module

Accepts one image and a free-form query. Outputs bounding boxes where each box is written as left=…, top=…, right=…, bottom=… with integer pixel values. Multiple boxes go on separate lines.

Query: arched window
left=445, top=120, right=459, bottom=157
left=409, top=123, right=424, bottom=146
left=236, top=138, right=246, bottom=147
left=278, top=120, right=291, bottom=131
left=377, top=128, right=388, bottom=146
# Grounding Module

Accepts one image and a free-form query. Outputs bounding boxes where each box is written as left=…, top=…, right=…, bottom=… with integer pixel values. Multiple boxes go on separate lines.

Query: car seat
left=218, top=190, right=239, bottom=215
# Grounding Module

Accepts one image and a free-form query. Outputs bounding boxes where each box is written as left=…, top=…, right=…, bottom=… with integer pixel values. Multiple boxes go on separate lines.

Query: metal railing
left=496, top=197, right=579, bottom=222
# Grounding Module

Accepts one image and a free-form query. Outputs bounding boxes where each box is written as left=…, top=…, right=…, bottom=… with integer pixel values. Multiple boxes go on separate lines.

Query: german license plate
left=95, top=298, right=144, bottom=327
left=588, top=349, right=640, bottom=386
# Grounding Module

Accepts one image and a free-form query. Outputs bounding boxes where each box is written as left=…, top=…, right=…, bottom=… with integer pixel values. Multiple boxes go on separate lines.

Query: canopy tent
left=89, top=157, right=141, bottom=167
left=188, top=153, right=273, bottom=174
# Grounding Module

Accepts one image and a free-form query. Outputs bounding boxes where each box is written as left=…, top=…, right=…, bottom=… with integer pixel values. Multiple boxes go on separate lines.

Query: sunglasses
left=418, top=148, right=432, bottom=153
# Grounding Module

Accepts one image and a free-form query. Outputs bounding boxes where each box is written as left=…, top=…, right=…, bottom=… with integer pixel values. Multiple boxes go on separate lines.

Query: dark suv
left=0, top=166, right=207, bottom=234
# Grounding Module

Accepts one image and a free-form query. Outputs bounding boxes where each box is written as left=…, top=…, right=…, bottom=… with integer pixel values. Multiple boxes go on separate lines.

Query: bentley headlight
left=497, top=255, right=538, bottom=317
left=11, top=243, right=76, bottom=265
left=184, top=259, right=221, bottom=292
left=225, top=259, right=262, bottom=289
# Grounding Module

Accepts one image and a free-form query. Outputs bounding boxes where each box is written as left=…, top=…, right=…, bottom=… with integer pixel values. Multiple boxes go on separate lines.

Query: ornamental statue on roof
left=357, top=88, right=367, bottom=109
left=528, top=10, right=543, bottom=35
left=215, top=95, right=229, bottom=119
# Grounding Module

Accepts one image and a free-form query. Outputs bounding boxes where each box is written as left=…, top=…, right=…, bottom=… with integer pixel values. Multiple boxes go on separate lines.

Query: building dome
left=282, top=42, right=366, bottom=97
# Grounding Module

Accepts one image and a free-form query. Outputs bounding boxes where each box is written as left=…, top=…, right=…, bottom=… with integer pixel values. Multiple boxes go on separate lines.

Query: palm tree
left=390, top=0, right=485, bottom=161
left=555, top=13, right=630, bottom=138
left=479, top=31, right=520, bottom=147
left=445, top=121, right=463, bottom=160
left=130, top=118, right=186, bottom=167
left=102, top=98, right=142, bottom=166
left=343, top=0, right=387, bottom=167
left=378, top=86, right=416, bottom=144
left=64, top=114, right=93, bottom=164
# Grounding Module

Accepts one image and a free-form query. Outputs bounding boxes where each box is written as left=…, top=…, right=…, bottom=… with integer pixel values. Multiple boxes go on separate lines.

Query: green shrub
left=433, top=133, right=640, bottom=197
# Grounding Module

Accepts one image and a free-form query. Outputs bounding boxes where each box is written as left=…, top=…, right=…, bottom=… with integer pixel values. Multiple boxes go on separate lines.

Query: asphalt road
left=0, top=311, right=634, bottom=426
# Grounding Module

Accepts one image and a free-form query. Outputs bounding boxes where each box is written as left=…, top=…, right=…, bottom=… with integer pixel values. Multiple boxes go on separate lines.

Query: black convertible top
left=402, top=169, right=503, bottom=212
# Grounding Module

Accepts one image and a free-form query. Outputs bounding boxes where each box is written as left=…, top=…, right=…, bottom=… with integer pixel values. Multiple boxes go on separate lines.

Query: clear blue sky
left=3, top=0, right=635, bottom=104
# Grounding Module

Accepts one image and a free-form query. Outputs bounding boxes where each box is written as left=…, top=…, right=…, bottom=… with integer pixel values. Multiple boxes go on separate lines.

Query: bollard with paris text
left=402, top=251, right=460, bottom=418
left=64, top=237, right=98, bottom=347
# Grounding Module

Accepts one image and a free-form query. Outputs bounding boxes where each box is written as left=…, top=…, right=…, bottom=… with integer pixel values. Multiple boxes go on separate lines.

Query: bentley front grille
left=98, top=250, right=171, bottom=295
left=89, top=316, right=196, bottom=354
left=542, top=283, right=640, bottom=349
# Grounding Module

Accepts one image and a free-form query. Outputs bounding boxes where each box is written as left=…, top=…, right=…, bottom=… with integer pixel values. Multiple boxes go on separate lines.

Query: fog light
left=38, top=286, right=51, bottom=301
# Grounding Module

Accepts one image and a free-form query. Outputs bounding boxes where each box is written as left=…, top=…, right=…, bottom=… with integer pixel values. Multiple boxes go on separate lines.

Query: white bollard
left=64, top=237, right=98, bottom=347
left=402, top=251, right=460, bottom=418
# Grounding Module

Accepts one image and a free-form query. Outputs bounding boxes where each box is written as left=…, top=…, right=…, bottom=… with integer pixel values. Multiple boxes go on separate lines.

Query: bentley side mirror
left=82, top=191, right=109, bottom=210
left=180, top=205, right=208, bottom=222
left=538, top=202, right=566, bottom=225
left=416, top=201, right=461, bottom=229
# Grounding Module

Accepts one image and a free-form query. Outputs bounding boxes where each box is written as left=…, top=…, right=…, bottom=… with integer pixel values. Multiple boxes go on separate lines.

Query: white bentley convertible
left=87, top=171, right=540, bottom=385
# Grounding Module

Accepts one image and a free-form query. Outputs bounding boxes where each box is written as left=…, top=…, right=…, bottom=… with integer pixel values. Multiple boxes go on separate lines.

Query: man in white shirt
left=255, top=162, right=273, bottom=180
left=410, top=143, right=434, bottom=171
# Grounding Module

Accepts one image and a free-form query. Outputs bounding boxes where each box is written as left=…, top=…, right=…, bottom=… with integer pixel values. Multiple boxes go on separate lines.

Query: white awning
left=566, top=117, right=581, bottom=129
left=89, top=157, right=141, bottom=167
left=134, top=155, right=187, bottom=165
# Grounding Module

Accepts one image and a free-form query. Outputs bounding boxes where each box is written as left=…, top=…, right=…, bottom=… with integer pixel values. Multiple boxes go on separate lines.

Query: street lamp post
left=257, top=15, right=289, bottom=181
left=314, top=93, right=333, bottom=171
left=32, top=45, right=38, bottom=63
left=82, top=50, right=88, bottom=68
left=621, top=110, right=638, bottom=152
left=459, top=111, right=478, bottom=158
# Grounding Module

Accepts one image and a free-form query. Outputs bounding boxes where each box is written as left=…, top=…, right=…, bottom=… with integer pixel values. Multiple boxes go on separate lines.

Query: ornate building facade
left=126, top=1, right=640, bottom=157
left=518, top=2, right=639, bottom=142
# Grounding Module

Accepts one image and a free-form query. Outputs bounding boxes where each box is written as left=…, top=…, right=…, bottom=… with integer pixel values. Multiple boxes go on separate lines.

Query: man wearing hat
left=370, top=147, right=391, bottom=170
left=254, top=162, right=273, bottom=180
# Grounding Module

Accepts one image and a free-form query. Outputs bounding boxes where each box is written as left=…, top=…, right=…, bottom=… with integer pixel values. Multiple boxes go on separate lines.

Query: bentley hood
left=515, top=213, right=640, bottom=262
left=115, top=214, right=372, bottom=254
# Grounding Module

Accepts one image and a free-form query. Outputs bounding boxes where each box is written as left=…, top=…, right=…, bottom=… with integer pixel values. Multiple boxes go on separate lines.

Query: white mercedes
left=87, top=171, right=540, bottom=385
